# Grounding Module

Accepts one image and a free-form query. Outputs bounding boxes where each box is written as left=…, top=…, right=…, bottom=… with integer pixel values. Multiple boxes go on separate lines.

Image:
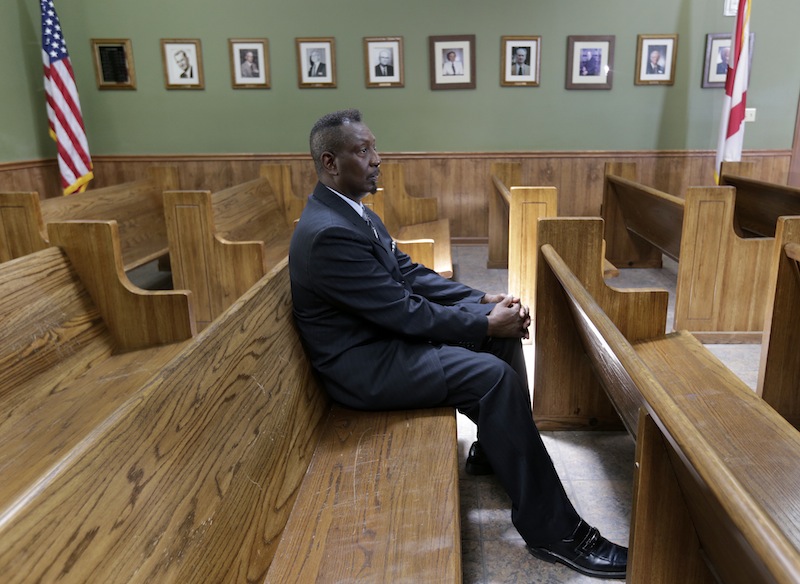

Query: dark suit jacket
left=375, top=64, right=394, bottom=76
left=289, top=182, right=489, bottom=410
left=309, top=63, right=327, bottom=77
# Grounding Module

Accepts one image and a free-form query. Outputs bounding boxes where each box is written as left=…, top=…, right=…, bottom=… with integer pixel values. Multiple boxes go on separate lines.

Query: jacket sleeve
left=306, top=224, right=488, bottom=344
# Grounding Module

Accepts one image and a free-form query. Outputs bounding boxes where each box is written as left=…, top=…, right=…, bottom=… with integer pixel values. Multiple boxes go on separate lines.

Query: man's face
left=515, top=50, right=526, bottom=65
left=175, top=51, right=189, bottom=71
left=720, top=47, right=730, bottom=64
left=379, top=52, right=390, bottom=65
left=245, top=52, right=254, bottom=62
left=650, top=50, right=660, bottom=65
left=327, top=122, right=381, bottom=199
left=447, top=52, right=456, bottom=62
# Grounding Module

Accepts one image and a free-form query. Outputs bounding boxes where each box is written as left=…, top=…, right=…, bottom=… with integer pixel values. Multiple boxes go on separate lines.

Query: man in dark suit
left=289, top=109, right=627, bottom=580
left=375, top=50, right=394, bottom=77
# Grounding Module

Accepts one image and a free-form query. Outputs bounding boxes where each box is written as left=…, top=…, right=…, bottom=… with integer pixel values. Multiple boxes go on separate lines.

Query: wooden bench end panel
left=48, top=220, right=196, bottom=351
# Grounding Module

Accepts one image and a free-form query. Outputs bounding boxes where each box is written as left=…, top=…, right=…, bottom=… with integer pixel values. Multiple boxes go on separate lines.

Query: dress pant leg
left=435, top=343, right=580, bottom=546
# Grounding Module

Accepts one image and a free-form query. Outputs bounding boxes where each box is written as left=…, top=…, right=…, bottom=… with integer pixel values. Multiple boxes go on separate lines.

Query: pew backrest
left=720, top=165, right=800, bottom=238
left=0, top=259, right=331, bottom=583
left=0, top=166, right=178, bottom=270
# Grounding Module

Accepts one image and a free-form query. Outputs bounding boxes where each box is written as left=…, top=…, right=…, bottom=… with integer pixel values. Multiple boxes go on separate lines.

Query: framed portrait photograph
left=501, top=36, right=541, bottom=87
left=229, top=38, right=269, bottom=89
left=91, top=38, right=136, bottom=90
left=429, top=34, right=476, bottom=90
left=635, top=34, right=678, bottom=86
left=566, top=35, right=615, bottom=90
left=364, top=36, right=404, bottom=88
left=296, top=37, right=336, bottom=88
left=703, top=32, right=755, bottom=88
left=161, top=39, right=203, bottom=89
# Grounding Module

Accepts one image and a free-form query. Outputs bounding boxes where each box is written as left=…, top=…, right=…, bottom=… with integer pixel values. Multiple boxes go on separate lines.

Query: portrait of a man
left=511, top=47, right=530, bottom=76
left=240, top=49, right=259, bottom=78
left=442, top=49, right=464, bottom=76
left=375, top=49, right=394, bottom=77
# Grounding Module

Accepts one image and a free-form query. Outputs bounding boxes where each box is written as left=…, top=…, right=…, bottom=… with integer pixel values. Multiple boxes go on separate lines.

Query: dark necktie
left=363, top=212, right=379, bottom=241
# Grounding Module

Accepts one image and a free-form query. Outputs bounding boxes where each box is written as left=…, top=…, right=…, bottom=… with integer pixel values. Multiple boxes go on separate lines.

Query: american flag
left=715, top=0, right=751, bottom=183
left=41, top=0, right=93, bottom=195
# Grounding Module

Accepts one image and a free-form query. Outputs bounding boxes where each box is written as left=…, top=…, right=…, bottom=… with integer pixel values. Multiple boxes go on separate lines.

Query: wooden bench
left=0, top=166, right=178, bottom=271
left=758, top=216, right=800, bottom=429
left=603, top=162, right=774, bottom=342
left=0, top=220, right=196, bottom=533
left=719, top=161, right=800, bottom=238
left=533, top=217, right=800, bottom=583
left=490, top=161, right=617, bottom=309
left=366, top=162, right=453, bottom=278
left=0, top=257, right=461, bottom=583
left=164, top=164, right=298, bottom=329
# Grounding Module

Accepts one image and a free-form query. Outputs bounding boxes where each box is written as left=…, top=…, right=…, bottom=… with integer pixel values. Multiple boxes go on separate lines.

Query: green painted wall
left=4, top=0, right=799, bottom=160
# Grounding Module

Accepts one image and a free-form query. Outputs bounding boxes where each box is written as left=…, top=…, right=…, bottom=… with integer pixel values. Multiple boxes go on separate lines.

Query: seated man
left=288, top=109, right=627, bottom=580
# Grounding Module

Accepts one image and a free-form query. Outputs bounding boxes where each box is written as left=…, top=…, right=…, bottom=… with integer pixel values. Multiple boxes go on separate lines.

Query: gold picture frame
left=635, top=34, right=678, bottom=86
left=91, top=38, right=136, bottom=90
left=229, top=38, right=270, bottom=89
left=363, top=36, right=404, bottom=88
left=161, top=38, right=204, bottom=90
left=296, top=37, right=336, bottom=88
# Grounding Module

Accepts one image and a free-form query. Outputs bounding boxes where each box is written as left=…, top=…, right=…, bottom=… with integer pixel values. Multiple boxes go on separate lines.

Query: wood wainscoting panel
left=3, top=151, right=790, bottom=243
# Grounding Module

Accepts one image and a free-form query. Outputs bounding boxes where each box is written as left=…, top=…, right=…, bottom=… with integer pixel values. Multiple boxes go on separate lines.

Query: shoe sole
left=527, top=546, right=626, bottom=580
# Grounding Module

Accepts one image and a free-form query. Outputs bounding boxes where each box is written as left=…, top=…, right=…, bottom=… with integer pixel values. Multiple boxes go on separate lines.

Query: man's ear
left=321, top=151, right=337, bottom=176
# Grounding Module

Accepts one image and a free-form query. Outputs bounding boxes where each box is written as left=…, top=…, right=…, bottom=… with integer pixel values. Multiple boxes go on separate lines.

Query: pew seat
left=0, top=257, right=461, bottom=583
left=534, top=217, right=800, bottom=583
left=0, top=167, right=178, bottom=271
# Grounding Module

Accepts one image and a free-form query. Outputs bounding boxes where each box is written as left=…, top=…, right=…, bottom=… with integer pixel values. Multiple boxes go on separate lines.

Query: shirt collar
left=325, top=185, right=365, bottom=217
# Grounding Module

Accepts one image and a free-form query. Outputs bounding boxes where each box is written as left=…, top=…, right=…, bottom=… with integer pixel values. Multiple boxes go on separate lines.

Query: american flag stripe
left=40, top=0, right=93, bottom=195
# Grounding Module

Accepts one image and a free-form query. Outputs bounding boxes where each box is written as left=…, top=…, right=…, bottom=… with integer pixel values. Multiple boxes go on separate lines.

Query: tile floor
left=450, top=244, right=762, bottom=584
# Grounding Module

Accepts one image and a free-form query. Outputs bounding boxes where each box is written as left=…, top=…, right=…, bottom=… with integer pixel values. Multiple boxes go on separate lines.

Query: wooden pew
left=0, top=258, right=461, bottom=583
left=0, top=166, right=178, bottom=270
left=490, top=162, right=616, bottom=309
left=720, top=161, right=800, bottom=238
left=758, top=216, right=800, bottom=429
left=0, top=220, right=196, bottom=532
left=534, top=217, right=800, bottom=583
left=369, top=162, right=453, bottom=278
left=164, top=165, right=297, bottom=329
left=603, top=162, right=773, bottom=342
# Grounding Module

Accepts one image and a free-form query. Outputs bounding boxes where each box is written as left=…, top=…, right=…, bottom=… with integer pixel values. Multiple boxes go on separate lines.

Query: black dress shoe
left=464, top=441, right=494, bottom=476
left=527, top=520, right=627, bottom=580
